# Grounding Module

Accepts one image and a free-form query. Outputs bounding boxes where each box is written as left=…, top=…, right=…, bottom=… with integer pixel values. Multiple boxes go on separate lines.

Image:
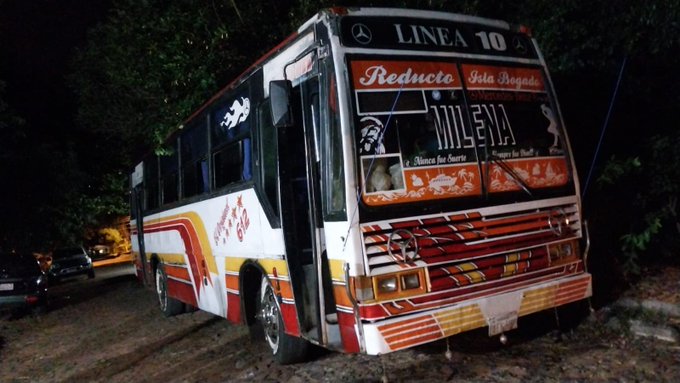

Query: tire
left=87, top=269, right=95, bottom=279
left=259, top=276, right=309, bottom=364
left=156, top=264, right=184, bottom=317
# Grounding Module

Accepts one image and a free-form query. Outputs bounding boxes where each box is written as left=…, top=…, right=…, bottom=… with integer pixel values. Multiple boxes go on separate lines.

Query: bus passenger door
left=278, top=75, right=328, bottom=344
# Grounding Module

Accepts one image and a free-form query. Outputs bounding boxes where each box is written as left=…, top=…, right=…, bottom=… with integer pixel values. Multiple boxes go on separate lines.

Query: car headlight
left=35, top=275, right=46, bottom=286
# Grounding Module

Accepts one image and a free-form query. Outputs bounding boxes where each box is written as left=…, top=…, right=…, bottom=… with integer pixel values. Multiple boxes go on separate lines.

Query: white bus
left=130, top=7, right=591, bottom=363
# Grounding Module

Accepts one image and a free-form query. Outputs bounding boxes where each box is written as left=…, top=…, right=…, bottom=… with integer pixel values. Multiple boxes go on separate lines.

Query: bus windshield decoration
left=130, top=7, right=591, bottom=365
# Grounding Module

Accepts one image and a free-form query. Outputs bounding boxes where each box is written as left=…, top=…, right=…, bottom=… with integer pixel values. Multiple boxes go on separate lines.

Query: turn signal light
left=548, top=240, right=579, bottom=263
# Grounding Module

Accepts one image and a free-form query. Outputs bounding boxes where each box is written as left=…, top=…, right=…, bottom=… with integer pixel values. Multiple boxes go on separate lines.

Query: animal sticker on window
left=220, top=97, right=251, bottom=130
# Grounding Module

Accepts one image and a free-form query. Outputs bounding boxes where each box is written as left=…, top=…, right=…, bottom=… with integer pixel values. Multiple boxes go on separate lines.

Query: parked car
left=47, top=246, right=95, bottom=282
left=0, top=252, right=48, bottom=312
left=88, top=244, right=113, bottom=262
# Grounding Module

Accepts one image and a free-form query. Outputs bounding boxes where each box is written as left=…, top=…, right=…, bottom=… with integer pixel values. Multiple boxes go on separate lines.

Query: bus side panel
left=225, top=271, right=241, bottom=323
left=164, top=263, right=198, bottom=309
left=167, top=277, right=199, bottom=307
left=325, top=223, right=364, bottom=353
left=337, top=312, right=361, bottom=353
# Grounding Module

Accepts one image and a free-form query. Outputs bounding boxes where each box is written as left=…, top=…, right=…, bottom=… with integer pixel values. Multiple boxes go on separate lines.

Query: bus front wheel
left=156, top=264, right=184, bottom=317
left=259, top=276, right=308, bottom=364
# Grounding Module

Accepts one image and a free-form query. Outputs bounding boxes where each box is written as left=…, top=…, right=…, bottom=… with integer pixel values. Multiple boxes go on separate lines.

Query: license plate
left=0, top=283, right=13, bottom=291
left=488, top=313, right=518, bottom=336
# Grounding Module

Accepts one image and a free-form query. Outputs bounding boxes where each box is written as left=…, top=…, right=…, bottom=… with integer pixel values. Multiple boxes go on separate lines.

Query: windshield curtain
left=350, top=57, right=571, bottom=207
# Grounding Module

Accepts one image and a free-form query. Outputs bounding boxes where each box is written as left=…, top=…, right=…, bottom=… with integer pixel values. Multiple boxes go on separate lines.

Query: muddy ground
left=1, top=264, right=679, bottom=383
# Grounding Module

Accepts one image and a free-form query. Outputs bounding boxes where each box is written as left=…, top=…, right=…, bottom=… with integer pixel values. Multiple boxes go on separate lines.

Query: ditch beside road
left=1, top=263, right=679, bottom=382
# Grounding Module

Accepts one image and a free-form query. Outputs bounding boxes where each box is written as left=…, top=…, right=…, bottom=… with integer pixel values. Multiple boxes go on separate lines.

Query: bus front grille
left=361, top=203, right=580, bottom=292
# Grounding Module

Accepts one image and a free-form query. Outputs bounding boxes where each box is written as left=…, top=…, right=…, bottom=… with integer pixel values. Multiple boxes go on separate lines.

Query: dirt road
left=1, top=264, right=678, bottom=382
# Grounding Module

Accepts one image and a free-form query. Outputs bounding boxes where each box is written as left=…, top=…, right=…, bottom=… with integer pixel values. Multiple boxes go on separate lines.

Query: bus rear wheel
left=259, top=276, right=308, bottom=364
left=156, top=264, right=184, bottom=317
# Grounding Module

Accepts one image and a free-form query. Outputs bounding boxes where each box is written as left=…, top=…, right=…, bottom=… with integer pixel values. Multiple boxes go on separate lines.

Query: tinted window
left=211, top=83, right=253, bottom=190
left=181, top=122, right=209, bottom=198
left=52, top=247, right=85, bottom=258
left=258, top=102, right=279, bottom=215
left=212, top=93, right=251, bottom=148
left=144, top=158, right=159, bottom=210
left=213, top=139, right=252, bottom=189
left=160, top=142, right=179, bottom=204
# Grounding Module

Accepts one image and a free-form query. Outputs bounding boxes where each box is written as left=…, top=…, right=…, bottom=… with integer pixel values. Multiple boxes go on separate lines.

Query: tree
left=69, top=0, right=295, bottom=164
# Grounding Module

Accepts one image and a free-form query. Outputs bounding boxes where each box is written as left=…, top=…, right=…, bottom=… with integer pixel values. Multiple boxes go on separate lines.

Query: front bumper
left=49, top=265, right=92, bottom=279
left=361, top=272, right=591, bottom=355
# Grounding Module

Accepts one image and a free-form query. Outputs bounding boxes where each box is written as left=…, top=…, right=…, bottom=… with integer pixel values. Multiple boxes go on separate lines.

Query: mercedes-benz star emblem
left=548, top=208, right=567, bottom=236
left=351, top=23, right=372, bottom=45
left=512, top=36, right=527, bottom=54
left=387, top=229, right=418, bottom=264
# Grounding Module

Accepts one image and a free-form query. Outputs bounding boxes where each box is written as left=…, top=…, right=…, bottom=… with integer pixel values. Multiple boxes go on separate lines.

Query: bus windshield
left=350, top=58, right=572, bottom=207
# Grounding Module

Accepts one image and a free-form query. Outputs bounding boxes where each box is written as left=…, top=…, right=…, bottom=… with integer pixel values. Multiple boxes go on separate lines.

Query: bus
left=130, top=7, right=592, bottom=364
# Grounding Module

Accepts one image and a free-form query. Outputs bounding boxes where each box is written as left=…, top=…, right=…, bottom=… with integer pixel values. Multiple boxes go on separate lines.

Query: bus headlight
left=402, top=273, right=421, bottom=290
left=372, top=268, right=428, bottom=301
left=353, top=268, right=429, bottom=302
left=377, top=276, right=398, bottom=293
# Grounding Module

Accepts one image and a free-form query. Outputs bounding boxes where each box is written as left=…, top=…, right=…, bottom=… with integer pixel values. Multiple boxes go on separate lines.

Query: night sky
left=1, top=0, right=110, bottom=142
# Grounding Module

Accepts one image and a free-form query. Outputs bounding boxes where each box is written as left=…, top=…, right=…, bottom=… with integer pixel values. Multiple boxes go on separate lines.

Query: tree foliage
left=69, top=0, right=296, bottom=163
left=596, top=132, right=680, bottom=275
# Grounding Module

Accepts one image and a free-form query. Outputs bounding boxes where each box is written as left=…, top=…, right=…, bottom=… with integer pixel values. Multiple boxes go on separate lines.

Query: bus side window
left=321, top=64, right=346, bottom=219
left=181, top=121, right=209, bottom=198
left=213, top=138, right=252, bottom=189
left=144, top=157, right=159, bottom=211
left=258, top=101, right=279, bottom=216
left=211, top=85, right=253, bottom=190
left=160, top=141, right=179, bottom=204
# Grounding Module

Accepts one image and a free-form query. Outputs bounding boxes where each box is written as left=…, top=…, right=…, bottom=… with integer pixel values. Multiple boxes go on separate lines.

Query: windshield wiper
left=486, top=154, right=533, bottom=196
left=482, top=121, right=533, bottom=197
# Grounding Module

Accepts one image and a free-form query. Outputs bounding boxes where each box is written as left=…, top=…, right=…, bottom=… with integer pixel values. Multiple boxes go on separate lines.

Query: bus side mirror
left=269, top=80, right=294, bottom=128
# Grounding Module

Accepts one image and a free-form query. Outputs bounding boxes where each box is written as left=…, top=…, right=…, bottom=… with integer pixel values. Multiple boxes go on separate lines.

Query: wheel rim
left=261, top=284, right=280, bottom=353
left=156, top=268, right=167, bottom=311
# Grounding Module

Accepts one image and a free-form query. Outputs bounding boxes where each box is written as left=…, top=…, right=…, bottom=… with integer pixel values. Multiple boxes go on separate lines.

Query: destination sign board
left=340, top=16, right=537, bottom=59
